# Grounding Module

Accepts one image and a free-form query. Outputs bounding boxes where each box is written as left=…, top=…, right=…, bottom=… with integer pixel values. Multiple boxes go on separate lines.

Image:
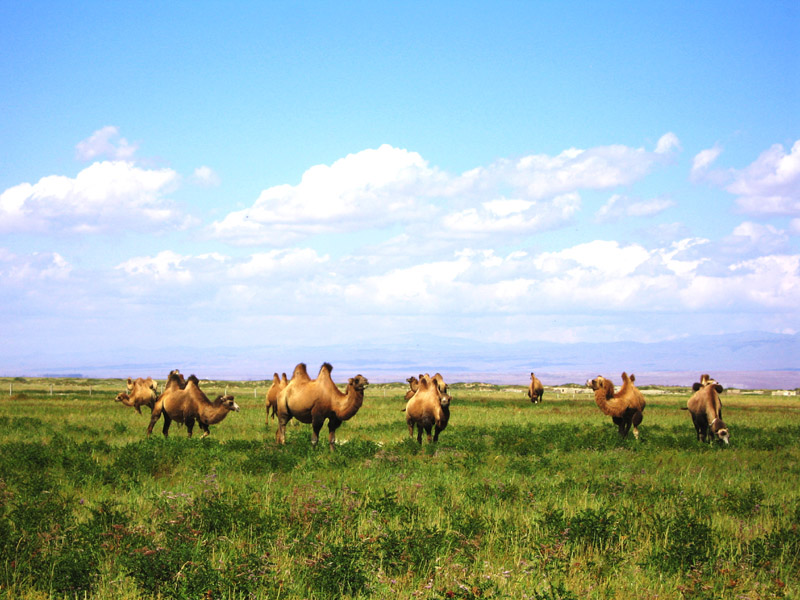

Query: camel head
left=711, top=418, right=730, bottom=444
left=115, top=392, right=129, bottom=404
left=587, top=376, right=614, bottom=398
left=692, top=377, right=723, bottom=394
left=215, top=394, right=240, bottom=412
left=348, top=374, right=369, bottom=392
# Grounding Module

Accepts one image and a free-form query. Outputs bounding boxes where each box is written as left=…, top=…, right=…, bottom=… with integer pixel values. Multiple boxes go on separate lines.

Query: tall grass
left=0, top=379, right=796, bottom=598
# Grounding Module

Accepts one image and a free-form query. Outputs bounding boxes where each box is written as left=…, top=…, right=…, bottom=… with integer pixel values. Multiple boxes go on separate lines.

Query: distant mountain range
left=4, top=331, right=798, bottom=390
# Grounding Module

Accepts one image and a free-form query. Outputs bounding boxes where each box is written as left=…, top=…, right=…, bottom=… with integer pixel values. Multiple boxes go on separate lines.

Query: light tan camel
left=115, top=376, right=158, bottom=414
left=147, top=371, right=239, bottom=438
left=266, top=372, right=288, bottom=422
left=528, top=372, right=544, bottom=404
left=404, top=373, right=451, bottom=444
left=275, top=363, right=369, bottom=450
left=686, top=374, right=729, bottom=444
left=404, top=376, right=419, bottom=401
left=586, top=372, right=646, bottom=439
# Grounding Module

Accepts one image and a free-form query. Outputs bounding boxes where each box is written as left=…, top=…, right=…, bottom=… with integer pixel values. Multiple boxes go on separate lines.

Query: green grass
left=0, top=378, right=797, bottom=599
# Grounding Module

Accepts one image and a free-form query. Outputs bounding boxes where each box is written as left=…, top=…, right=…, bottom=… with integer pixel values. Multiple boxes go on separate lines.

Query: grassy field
left=0, top=376, right=798, bottom=599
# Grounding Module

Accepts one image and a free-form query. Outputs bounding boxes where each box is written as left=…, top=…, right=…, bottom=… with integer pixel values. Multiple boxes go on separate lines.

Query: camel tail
left=680, top=407, right=689, bottom=410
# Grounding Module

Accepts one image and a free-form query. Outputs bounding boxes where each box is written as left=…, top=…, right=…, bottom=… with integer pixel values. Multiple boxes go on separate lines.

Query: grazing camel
left=115, top=377, right=158, bottom=414
left=586, top=372, right=646, bottom=439
left=266, top=372, right=288, bottom=422
left=405, top=373, right=452, bottom=444
left=528, top=372, right=544, bottom=404
left=404, top=376, right=419, bottom=401
left=276, top=363, right=369, bottom=450
left=686, top=374, right=730, bottom=444
left=147, top=371, right=239, bottom=438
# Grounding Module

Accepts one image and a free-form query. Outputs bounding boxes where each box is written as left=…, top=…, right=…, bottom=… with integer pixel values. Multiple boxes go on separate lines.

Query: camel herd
left=115, top=366, right=732, bottom=447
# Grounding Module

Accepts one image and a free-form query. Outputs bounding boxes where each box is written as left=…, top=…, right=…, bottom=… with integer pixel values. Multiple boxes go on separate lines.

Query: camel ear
left=714, top=384, right=724, bottom=394
left=127, top=378, right=133, bottom=385
left=630, top=374, right=636, bottom=383
left=692, top=382, right=702, bottom=392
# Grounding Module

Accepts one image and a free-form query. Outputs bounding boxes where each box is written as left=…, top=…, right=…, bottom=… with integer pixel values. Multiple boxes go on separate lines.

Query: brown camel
left=404, top=373, right=451, bottom=444
left=586, top=372, right=646, bottom=439
left=528, top=372, right=544, bottom=404
left=275, top=362, right=368, bottom=450
left=147, top=371, right=239, bottom=438
left=266, top=372, right=288, bottom=422
left=115, top=376, right=158, bottom=414
left=404, top=376, right=420, bottom=401
left=686, top=374, right=730, bottom=444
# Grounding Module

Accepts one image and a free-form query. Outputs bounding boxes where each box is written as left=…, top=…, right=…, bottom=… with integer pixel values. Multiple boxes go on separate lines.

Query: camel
left=115, top=376, right=158, bottom=414
left=586, top=372, right=646, bottom=439
left=266, top=372, right=288, bottom=422
left=686, top=374, right=730, bottom=444
left=275, top=363, right=369, bottom=450
left=528, top=372, right=544, bottom=404
left=404, top=373, right=452, bottom=444
left=146, top=371, right=239, bottom=438
left=404, top=376, right=419, bottom=401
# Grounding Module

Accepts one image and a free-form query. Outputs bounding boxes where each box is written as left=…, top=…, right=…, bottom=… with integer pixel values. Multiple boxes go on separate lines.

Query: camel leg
left=161, top=413, right=172, bottom=438
left=408, top=422, right=414, bottom=438
left=424, top=424, right=433, bottom=443
left=327, top=417, right=341, bottom=451
left=146, top=404, right=162, bottom=437
left=185, top=417, right=196, bottom=438
left=416, top=425, right=423, bottom=444
left=632, top=411, right=643, bottom=440
left=276, top=411, right=292, bottom=444
left=311, top=416, right=325, bottom=447
left=433, top=425, right=443, bottom=442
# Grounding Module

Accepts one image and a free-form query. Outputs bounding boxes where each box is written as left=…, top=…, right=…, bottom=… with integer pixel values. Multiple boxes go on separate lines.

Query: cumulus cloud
left=0, top=249, right=72, bottom=283
left=211, top=135, right=680, bottom=246
left=595, top=194, right=674, bottom=222
left=191, top=166, right=221, bottom=187
left=691, top=144, right=724, bottom=181
left=210, top=144, right=442, bottom=245
left=75, top=126, right=138, bottom=161
left=728, top=139, right=800, bottom=215
left=443, top=193, right=580, bottom=235
left=0, top=161, right=185, bottom=233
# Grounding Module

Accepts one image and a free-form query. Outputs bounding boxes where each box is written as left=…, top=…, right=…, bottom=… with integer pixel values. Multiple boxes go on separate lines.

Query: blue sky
left=1, top=1, right=798, bottom=380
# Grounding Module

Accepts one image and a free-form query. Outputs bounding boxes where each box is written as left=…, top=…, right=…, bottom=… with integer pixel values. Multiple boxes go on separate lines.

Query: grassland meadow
left=0, top=376, right=797, bottom=599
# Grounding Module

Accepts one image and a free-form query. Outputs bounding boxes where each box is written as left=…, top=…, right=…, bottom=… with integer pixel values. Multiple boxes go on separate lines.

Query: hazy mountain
left=7, top=331, right=797, bottom=390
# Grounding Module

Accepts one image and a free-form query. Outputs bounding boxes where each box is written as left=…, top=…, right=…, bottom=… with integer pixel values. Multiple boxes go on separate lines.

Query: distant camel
left=404, top=373, right=451, bottom=444
left=147, top=370, right=239, bottom=438
left=266, top=372, right=288, bottom=422
left=404, top=376, right=419, bottom=401
left=115, top=377, right=158, bottom=414
left=586, top=372, right=646, bottom=439
left=276, top=363, right=368, bottom=450
left=528, top=373, right=544, bottom=403
left=686, top=374, right=730, bottom=444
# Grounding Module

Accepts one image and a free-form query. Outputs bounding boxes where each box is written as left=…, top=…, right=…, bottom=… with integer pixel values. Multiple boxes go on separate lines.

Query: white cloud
left=728, top=139, right=800, bottom=215
left=595, top=194, right=674, bottom=222
left=0, top=249, right=72, bottom=283
left=192, top=166, right=221, bottom=187
left=655, top=132, right=681, bottom=154
left=534, top=240, right=652, bottom=277
left=75, top=126, right=138, bottom=161
left=691, top=144, right=723, bottom=181
left=115, top=250, right=195, bottom=283
left=210, top=144, right=442, bottom=245
left=443, top=193, right=580, bottom=235
left=229, top=248, right=328, bottom=278
left=211, top=136, right=678, bottom=246
left=0, top=161, right=184, bottom=233
left=726, top=221, right=789, bottom=255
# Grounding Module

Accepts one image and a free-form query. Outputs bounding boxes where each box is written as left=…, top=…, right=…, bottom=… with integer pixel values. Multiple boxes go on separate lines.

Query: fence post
left=50, top=384, right=53, bottom=396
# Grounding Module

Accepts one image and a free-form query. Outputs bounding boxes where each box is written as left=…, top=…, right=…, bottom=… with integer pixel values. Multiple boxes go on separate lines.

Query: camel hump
left=292, top=363, right=310, bottom=380
left=320, top=362, right=334, bottom=376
